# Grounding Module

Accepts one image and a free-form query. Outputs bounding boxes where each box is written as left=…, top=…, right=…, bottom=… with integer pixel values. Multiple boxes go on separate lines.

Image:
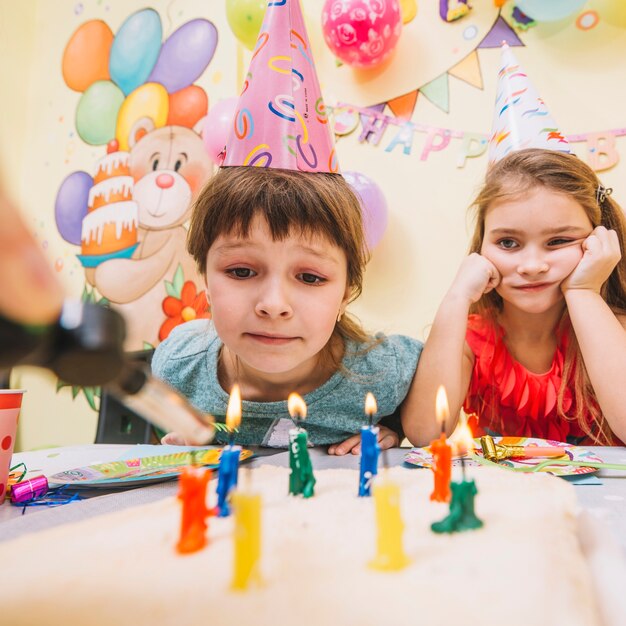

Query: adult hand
left=328, top=425, right=399, bottom=456
left=562, top=226, right=621, bottom=294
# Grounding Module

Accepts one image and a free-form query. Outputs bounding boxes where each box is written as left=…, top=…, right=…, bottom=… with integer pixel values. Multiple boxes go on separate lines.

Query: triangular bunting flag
left=448, top=51, right=483, bottom=89
left=419, top=74, right=449, bottom=113
left=477, top=15, right=524, bottom=49
left=386, top=91, right=419, bottom=121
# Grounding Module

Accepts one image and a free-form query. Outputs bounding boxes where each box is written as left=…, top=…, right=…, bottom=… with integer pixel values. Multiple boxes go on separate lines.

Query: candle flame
left=453, top=415, right=474, bottom=456
left=365, top=392, right=377, bottom=416
left=226, top=384, right=242, bottom=431
left=287, top=392, right=307, bottom=420
left=435, top=385, right=450, bottom=427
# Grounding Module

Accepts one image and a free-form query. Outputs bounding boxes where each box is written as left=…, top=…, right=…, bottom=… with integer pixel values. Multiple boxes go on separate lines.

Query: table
left=2, top=445, right=626, bottom=553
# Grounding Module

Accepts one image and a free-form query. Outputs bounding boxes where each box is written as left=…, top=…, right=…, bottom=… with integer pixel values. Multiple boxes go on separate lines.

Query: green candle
left=288, top=429, right=316, bottom=498
left=431, top=478, right=483, bottom=534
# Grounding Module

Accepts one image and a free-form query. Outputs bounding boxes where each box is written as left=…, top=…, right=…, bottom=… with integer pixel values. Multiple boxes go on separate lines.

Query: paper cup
left=0, top=390, right=25, bottom=502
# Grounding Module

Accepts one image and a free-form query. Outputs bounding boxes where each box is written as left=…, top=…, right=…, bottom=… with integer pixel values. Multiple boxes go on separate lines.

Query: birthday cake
left=80, top=150, right=138, bottom=263
left=0, top=466, right=600, bottom=626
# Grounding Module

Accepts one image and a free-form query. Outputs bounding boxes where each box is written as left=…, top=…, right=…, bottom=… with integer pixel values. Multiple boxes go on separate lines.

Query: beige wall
left=3, top=0, right=626, bottom=449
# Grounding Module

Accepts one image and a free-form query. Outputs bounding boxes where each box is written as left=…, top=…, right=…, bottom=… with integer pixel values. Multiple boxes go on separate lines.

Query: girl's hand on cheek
left=449, top=253, right=501, bottom=304
left=327, top=425, right=399, bottom=456
left=562, top=226, right=621, bottom=294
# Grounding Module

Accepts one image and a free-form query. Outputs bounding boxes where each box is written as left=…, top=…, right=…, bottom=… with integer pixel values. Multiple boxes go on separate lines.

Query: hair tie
left=596, top=185, right=613, bottom=205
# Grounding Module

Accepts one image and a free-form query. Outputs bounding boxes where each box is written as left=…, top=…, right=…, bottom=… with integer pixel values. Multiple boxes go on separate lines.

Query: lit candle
left=231, top=469, right=263, bottom=591
left=287, top=392, right=316, bottom=498
left=369, top=456, right=411, bottom=571
left=176, top=466, right=212, bottom=554
left=359, top=392, right=380, bottom=497
left=429, top=385, right=452, bottom=503
left=431, top=416, right=483, bottom=534
left=216, top=384, right=242, bottom=517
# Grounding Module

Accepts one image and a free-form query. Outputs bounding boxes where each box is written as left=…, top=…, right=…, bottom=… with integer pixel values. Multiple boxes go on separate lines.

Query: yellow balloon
left=400, top=0, right=417, bottom=24
left=116, top=82, right=169, bottom=151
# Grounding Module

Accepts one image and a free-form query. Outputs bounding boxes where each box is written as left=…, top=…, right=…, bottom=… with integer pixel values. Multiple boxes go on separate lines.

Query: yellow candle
left=369, top=478, right=411, bottom=571
left=231, top=489, right=263, bottom=590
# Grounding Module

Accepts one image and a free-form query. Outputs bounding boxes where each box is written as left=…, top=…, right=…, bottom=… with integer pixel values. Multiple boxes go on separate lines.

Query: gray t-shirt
left=152, top=320, right=422, bottom=447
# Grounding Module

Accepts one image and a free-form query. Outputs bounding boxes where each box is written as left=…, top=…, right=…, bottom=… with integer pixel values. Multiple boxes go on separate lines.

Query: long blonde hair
left=469, top=149, right=626, bottom=444
left=187, top=166, right=374, bottom=374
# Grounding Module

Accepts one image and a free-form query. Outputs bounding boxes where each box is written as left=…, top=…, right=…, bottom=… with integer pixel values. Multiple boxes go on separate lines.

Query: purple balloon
left=55, top=171, right=92, bottom=245
left=343, top=171, right=388, bottom=250
left=148, top=19, right=218, bottom=93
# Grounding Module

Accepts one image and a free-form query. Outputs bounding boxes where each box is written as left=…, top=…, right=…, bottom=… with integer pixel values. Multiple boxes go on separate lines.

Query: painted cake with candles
left=0, top=463, right=602, bottom=626
left=78, top=143, right=139, bottom=267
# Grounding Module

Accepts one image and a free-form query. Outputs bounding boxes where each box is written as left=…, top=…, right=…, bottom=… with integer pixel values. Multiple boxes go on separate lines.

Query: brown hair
left=469, top=148, right=626, bottom=444
left=187, top=166, right=373, bottom=372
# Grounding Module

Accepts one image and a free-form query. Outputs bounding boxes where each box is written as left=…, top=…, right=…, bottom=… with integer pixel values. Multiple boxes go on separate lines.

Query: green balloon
left=225, top=0, right=266, bottom=50
left=76, top=80, right=125, bottom=145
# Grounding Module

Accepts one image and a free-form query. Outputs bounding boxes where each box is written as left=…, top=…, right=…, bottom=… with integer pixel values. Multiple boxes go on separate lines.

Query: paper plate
left=48, top=447, right=255, bottom=489
left=404, top=437, right=604, bottom=476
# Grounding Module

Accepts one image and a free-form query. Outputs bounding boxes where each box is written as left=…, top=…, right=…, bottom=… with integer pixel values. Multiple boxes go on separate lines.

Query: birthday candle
left=231, top=470, right=263, bottom=591
left=431, top=415, right=483, bottom=534
left=216, top=385, right=242, bottom=517
left=359, top=392, right=380, bottom=497
left=287, top=393, right=316, bottom=498
left=429, top=386, right=452, bottom=503
left=369, top=470, right=411, bottom=571
left=177, top=466, right=211, bottom=554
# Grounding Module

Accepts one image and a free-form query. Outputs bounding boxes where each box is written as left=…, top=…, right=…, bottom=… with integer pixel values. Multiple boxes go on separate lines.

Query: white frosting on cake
left=81, top=201, right=139, bottom=245
left=88, top=176, right=134, bottom=208
left=0, top=466, right=601, bottom=626
left=94, top=151, right=130, bottom=177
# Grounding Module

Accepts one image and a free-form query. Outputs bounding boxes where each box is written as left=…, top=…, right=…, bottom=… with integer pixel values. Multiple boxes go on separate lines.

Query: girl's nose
left=517, top=252, right=549, bottom=276
left=255, top=281, right=293, bottom=319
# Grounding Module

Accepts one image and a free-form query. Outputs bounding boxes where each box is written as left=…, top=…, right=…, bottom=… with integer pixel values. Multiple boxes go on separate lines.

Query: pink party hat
left=222, top=0, right=338, bottom=173
left=488, top=44, right=570, bottom=164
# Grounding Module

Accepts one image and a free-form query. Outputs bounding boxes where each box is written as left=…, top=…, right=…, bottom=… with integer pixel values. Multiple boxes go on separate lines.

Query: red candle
left=177, top=466, right=212, bottom=554
left=430, top=386, right=452, bottom=503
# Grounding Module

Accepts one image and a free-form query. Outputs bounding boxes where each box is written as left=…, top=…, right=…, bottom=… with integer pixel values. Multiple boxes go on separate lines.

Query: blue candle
left=216, top=444, right=241, bottom=517
left=359, top=392, right=380, bottom=497
left=217, top=384, right=242, bottom=517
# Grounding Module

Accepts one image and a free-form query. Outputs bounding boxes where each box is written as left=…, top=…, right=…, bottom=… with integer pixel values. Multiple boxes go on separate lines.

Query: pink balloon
left=203, top=97, right=238, bottom=164
left=344, top=171, right=388, bottom=249
left=322, top=0, right=403, bottom=69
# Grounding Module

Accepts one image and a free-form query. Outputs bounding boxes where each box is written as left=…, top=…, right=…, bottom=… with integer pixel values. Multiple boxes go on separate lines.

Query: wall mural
left=54, top=8, right=216, bottom=353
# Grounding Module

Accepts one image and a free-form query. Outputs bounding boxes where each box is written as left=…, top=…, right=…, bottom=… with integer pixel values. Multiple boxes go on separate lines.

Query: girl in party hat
left=403, top=46, right=626, bottom=447
left=152, top=0, right=423, bottom=454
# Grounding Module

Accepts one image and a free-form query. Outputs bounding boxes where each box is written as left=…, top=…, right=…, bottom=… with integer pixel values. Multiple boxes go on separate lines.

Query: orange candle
left=430, top=386, right=452, bottom=503
left=176, top=466, right=212, bottom=554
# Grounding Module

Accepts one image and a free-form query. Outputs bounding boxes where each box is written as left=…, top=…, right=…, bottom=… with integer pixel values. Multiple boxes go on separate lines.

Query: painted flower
left=159, top=281, right=211, bottom=341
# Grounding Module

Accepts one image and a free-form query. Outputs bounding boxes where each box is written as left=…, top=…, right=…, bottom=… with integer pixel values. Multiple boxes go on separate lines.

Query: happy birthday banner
left=329, top=103, right=626, bottom=172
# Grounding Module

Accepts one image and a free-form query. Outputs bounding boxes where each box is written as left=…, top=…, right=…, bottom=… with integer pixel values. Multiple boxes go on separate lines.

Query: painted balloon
left=343, top=171, right=388, bottom=249
left=516, top=0, right=587, bottom=22
left=167, top=85, right=209, bottom=127
left=148, top=19, right=218, bottom=93
left=322, top=0, right=403, bottom=68
left=76, top=80, right=125, bottom=145
left=109, top=8, right=162, bottom=95
left=225, top=0, right=267, bottom=50
left=55, top=171, right=93, bottom=245
left=116, top=82, right=169, bottom=150
left=203, top=97, right=238, bottom=164
left=62, top=20, right=113, bottom=92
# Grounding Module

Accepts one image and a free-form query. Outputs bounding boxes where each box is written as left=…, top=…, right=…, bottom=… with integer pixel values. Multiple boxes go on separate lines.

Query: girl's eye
left=497, top=238, right=518, bottom=250
left=548, top=238, right=572, bottom=247
left=298, top=273, right=325, bottom=285
left=227, top=268, right=256, bottom=279
left=152, top=159, right=159, bottom=171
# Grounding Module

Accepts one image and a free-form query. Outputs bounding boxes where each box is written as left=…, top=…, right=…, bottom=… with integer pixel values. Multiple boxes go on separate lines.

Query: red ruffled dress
left=463, top=314, right=598, bottom=445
